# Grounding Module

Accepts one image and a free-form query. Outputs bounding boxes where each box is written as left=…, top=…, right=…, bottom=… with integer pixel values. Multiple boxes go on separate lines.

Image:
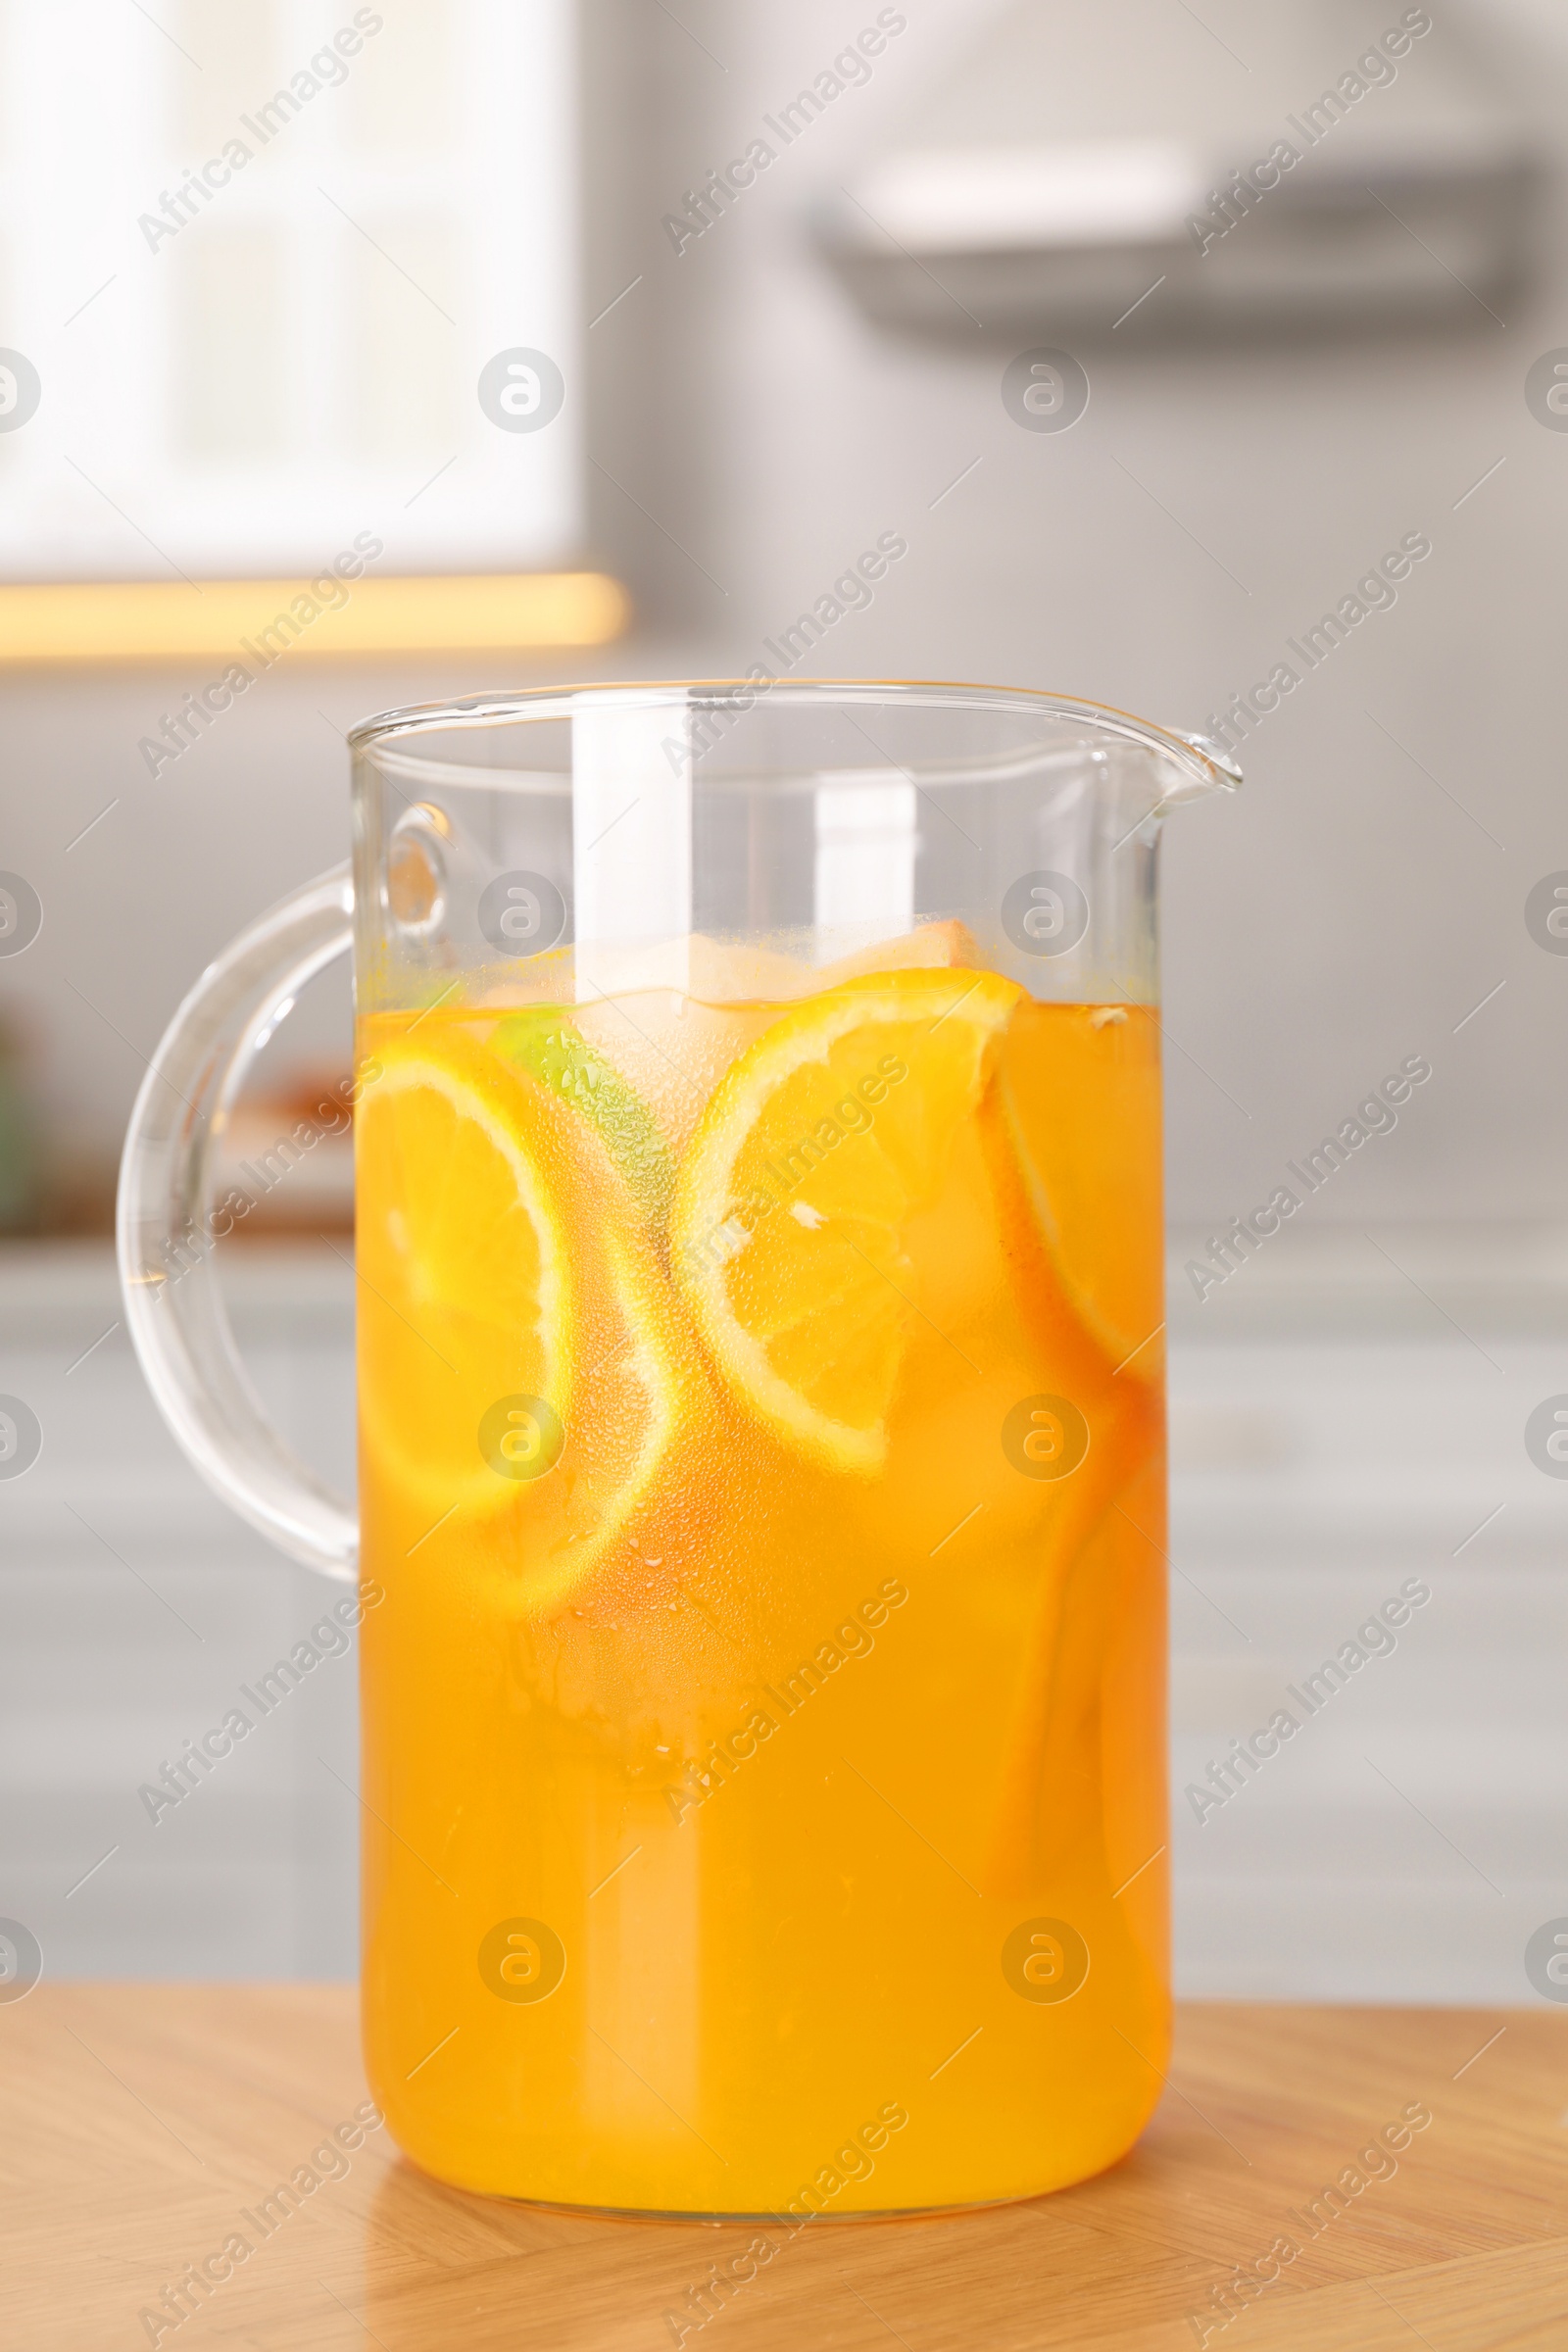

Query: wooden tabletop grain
left=3, top=1988, right=1564, bottom=2351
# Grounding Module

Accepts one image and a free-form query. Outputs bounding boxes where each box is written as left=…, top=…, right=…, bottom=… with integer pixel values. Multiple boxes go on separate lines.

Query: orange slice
left=356, top=1030, right=687, bottom=1612
left=357, top=1033, right=572, bottom=1521
left=993, top=1004, right=1164, bottom=1375
left=670, top=969, right=1020, bottom=1472
left=482, top=1215, right=693, bottom=1616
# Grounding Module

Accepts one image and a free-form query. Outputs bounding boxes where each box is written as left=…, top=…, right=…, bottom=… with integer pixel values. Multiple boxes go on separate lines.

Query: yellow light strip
left=0, top=572, right=630, bottom=664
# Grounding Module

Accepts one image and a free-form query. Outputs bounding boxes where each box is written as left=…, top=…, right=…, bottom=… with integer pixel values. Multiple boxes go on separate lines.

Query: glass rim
left=346, top=676, right=1243, bottom=797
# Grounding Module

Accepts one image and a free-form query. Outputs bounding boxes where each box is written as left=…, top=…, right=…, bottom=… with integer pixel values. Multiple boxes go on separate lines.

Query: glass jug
left=119, top=680, right=1237, bottom=2216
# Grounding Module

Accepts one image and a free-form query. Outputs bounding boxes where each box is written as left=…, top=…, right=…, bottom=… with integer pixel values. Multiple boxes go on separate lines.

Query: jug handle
left=117, top=862, right=358, bottom=1582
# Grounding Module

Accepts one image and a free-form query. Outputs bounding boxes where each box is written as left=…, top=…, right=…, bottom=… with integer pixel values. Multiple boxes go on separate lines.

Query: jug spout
left=1163, top=728, right=1245, bottom=803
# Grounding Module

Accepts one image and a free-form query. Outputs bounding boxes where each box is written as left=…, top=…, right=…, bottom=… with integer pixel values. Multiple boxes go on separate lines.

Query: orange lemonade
left=355, top=941, right=1168, bottom=2212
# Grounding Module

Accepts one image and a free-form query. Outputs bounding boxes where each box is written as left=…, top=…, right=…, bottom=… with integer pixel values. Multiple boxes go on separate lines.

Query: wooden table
left=5, top=1990, right=1564, bottom=2350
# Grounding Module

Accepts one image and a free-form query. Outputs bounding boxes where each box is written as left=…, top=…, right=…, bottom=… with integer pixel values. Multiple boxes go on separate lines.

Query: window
left=0, top=0, right=579, bottom=581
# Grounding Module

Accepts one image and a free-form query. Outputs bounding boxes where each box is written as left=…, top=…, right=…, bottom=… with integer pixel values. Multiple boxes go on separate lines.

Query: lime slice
left=491, top=1009, right=672, bottom=1223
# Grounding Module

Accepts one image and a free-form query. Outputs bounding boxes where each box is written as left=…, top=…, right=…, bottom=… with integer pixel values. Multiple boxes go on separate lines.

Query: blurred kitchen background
left=2, top=0, right=1566, bottom=1998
